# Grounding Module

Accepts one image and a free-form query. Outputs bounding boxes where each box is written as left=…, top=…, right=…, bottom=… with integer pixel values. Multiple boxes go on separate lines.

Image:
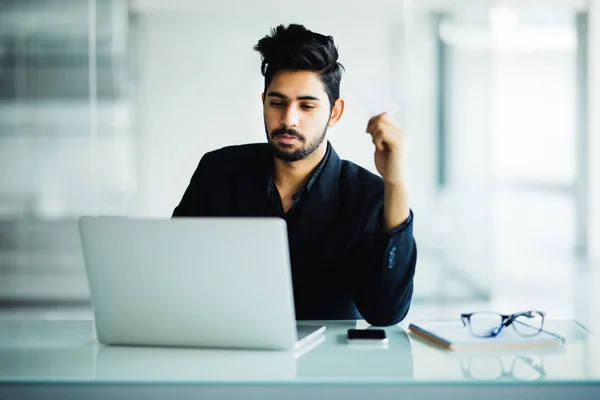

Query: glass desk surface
left=0, top=318, right=597, bottom=385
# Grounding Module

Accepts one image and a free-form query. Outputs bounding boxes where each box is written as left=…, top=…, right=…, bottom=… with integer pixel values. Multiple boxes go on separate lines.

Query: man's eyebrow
left=266, top=92, right=321, bottom=101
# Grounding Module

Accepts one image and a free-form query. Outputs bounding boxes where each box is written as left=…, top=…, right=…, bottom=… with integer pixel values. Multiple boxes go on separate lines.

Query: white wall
left=401, top=4, right=439, bottom=249
left=442, top=43, right=493, bottom=294
left=132, top=0, right=438, bottom=236
left=589, top=0, right=600, bottom=262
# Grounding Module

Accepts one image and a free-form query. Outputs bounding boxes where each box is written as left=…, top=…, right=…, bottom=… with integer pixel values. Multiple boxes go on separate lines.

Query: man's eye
left=270, top=102, right=285, bottom=107
left=301, top=105, right=315, bottom=110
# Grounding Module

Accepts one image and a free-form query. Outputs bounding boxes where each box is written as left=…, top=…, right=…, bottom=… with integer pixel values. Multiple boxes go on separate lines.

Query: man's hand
left=366, top=112, right=406, bottom=186
left=366, top=112, right=410, bottom=231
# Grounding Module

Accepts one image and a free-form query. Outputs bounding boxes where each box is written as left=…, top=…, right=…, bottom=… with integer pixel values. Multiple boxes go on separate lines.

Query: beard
left=265, top=121, right=329, bottom=162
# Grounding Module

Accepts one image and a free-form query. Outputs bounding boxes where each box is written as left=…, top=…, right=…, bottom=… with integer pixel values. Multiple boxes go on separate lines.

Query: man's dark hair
left=254, top=24, right=345, bottom=110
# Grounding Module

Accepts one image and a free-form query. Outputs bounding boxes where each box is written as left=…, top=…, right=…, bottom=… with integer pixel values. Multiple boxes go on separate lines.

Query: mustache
left=271, top=128, right=305, bottom=141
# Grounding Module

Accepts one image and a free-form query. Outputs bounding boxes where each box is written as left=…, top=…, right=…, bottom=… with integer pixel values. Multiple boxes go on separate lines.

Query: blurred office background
left=1, top=0, right=599, bottom=326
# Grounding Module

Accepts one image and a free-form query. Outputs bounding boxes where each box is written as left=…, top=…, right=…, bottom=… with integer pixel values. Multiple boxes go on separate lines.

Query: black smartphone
left=347, top=329, right=388, bottom=344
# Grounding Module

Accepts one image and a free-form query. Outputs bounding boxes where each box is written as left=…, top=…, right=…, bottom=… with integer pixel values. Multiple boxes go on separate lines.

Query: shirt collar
left=267, top=141, right=331, bottom=198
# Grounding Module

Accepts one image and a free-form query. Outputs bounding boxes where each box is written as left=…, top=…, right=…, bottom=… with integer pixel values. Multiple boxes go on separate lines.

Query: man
left=172, top=24, right=416, bottom=326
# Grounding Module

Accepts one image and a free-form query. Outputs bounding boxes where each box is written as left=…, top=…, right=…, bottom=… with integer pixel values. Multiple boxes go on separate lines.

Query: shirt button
left=388, top=246, right=397, bottom=268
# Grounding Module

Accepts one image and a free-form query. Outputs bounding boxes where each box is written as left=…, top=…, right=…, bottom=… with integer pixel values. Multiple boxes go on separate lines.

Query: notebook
left=408, top=320, right=566, bottom=351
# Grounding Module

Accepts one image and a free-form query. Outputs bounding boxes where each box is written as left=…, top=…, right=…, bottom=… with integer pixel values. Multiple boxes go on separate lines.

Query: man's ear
left=328, top=98, right=345, bottom=128
left=261, top=92, right=265, bottom=104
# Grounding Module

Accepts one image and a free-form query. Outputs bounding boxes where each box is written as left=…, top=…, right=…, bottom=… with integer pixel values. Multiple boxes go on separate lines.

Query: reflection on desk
left=460, top=355, right=546, bottom=381
left=0, top=320, right=414, bottom=382
left=297, top=322, right=413, bottom=379
left=95, top=344, right=299, bottom=381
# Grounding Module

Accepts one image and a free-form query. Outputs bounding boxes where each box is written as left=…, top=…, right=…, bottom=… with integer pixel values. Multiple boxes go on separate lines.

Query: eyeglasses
left=460, top=311, right=546, bottom=338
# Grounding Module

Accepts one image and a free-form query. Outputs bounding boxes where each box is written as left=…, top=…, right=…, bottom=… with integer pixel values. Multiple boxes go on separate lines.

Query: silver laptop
left=78, top=216, right=325, bottom=350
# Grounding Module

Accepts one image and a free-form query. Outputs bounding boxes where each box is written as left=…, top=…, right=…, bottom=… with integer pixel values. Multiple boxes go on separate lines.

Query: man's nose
left=281, top=104, right=300, bottom=128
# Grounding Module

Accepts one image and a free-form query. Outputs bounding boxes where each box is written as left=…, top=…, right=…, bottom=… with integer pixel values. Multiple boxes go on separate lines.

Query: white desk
left=0, top=319, right=598, bottom=399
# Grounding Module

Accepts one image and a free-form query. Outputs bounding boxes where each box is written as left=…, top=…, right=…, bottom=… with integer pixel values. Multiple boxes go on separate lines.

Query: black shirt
left=265, top=143, right=331, bottom=235
left=172, top=142, right=416, bottom=326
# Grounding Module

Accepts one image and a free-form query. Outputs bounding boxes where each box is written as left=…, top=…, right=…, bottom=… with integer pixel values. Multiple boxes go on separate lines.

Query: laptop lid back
left=78, top=216, right=297, bottom=350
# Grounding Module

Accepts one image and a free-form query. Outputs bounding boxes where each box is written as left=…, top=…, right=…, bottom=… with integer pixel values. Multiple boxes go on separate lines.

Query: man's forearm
left=352, top=212, right=417, bottom=326
left=383, top=182, right=410, bottom=232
